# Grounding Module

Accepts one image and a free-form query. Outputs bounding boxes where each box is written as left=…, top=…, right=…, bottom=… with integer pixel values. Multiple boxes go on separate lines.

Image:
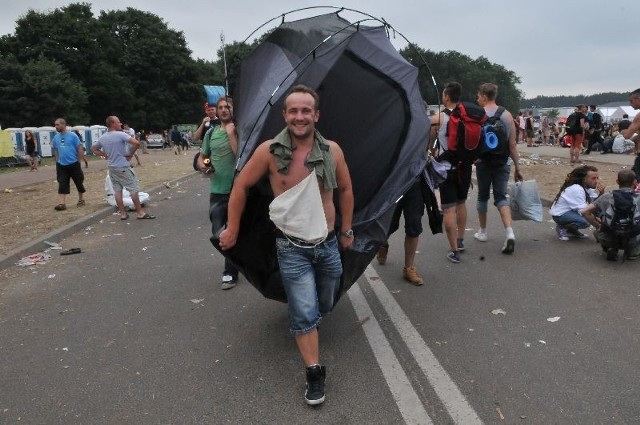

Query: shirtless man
left=219, top=85, right=354, bottom=406
left=621, top=89, right=640, bottom=179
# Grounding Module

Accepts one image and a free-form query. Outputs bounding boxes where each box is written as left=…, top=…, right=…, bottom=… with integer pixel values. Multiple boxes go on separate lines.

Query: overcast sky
left=1, top=0, right=638, bottom=99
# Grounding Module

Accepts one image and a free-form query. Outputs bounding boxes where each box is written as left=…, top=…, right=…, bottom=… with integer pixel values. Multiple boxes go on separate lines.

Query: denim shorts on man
left=476, top=161, right=511, bottom=213
left=275, top=234, right=342, bottom=335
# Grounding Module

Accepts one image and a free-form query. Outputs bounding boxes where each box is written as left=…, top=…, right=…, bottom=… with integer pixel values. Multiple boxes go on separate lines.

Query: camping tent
left=216, top=11, right=432, bottom=303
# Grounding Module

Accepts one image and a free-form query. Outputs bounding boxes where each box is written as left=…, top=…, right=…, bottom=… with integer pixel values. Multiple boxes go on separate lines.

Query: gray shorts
left=109, top=166, right=139, bottom=193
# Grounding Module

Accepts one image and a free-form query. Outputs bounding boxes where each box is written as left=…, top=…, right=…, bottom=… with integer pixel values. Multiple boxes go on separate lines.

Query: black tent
left=215, top=11, right=432, bottom=303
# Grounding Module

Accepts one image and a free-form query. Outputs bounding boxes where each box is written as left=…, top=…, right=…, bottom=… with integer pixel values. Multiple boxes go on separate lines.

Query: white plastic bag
left=104, top=173, right=149, bottom=210
left=509, top=180, right=543, bottom=222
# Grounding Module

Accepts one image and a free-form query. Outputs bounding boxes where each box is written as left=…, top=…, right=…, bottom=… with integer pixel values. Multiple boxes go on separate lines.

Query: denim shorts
left=476, top=161, right=511, bottom=213
left=275, top=234, right=342, bottom=335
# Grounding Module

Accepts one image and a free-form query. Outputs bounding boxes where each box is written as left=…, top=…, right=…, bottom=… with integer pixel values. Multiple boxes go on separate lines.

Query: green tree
left=400, top=45, right=522, bottom=113
left=0, top=55, right=88, bottom=127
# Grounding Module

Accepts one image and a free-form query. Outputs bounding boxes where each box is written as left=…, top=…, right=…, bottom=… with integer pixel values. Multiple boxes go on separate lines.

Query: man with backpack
left=565, top=104, right=588, bottom=164
left=583, top=105, right=603, bottom=155
left=581, top=169, right=640, bottom=261
left=473, top=83, right=524, bottom=254
left=430, top=81, right=482, bottom=262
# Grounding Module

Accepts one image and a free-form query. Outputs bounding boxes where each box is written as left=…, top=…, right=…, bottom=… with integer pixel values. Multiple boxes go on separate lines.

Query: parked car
left=146, top=133, right=165, bottom=149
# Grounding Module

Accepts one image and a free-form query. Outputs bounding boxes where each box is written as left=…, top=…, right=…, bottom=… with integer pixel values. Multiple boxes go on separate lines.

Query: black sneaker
left=446, top=250, right=461, bottom=263
left=606, top=248, right=618, bottom=262
left=305, top=364, right=326, bottom=406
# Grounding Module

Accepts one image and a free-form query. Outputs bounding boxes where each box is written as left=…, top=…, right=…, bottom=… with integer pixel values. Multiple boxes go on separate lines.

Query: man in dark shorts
left=428, top=82, right=473, bottom=263
left=51, top=118, right=87, bottom=211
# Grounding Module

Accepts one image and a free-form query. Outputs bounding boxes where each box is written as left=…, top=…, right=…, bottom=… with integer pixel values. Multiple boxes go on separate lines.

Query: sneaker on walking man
left=474, top=83, right=523, bottom=254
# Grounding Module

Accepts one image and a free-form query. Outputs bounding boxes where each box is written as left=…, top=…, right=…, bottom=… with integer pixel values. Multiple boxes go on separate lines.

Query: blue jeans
left=275, top=235, right=342, bottom=335
left=552, top=210, right=590, bottom=229
left=476, top=161, right=510, bottom=213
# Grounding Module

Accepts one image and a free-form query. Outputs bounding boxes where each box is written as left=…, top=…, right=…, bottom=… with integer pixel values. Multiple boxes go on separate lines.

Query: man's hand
left=202, top=116, right=211, bottom=125
left=218, top=228, right=237, bottom=251
left=596, top=182, right=606, bottom=196
left=338, top=234, right=353, bottom=250
left=514, top=168, right=524, bottom=182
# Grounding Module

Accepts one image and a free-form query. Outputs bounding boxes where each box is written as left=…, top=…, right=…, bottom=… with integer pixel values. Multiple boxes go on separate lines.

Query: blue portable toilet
left=89, top=125, right=107, bottom=148
left=72, top=125, right=91, bottom=155
left=36, top=126, right=56, bottom=157
left=5, top=128, right=23, bottom=152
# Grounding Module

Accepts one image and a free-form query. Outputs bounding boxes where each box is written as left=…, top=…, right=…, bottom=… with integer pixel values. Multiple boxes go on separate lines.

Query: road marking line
left=364, top=265, right=483, bottom=425
left=348, top=283, right=433, bottom=425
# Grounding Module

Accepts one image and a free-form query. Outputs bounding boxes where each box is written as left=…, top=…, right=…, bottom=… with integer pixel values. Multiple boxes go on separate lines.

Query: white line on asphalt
left=363, top=265, right=483, bottom=425
left=348, top=283, right=433, bottom=425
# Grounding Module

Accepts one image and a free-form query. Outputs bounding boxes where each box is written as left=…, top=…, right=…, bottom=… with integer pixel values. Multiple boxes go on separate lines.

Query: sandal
left=137, top=213, right=156, bottom=220
left=54, top=204, right=66, bottom=211
left=77, top=200, right=86, bottom=207
left=120, top=213, right=129, bottom=221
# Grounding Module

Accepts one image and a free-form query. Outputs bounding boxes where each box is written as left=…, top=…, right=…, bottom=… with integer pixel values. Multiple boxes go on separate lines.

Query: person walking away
left=583, top=105, right=603, bottom=154
left=525, top=110, right=535, bottom=146
left=196, top=97, right=240, bottom=290
left=428, top=81, right=476, bottom=263
left=474, top=83, right=524, bottom=254
left=566, top=105, right=588, bottom=164
left=375, top=180, right=426, bottom=285
left=171, top=126, right=182, bottom=155
left=219, top=85, right=354, bottom=406
left=51, top=118, right=86, bottom=211
left=549, top=165, right=604, bottom=240
left=92, top=116, right=156, bottom=220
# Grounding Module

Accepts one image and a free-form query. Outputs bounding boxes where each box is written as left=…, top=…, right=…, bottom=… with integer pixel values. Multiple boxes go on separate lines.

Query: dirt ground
left=0, top=150, right=197, bottom=256
left=0, top=147, right=623, bottom=257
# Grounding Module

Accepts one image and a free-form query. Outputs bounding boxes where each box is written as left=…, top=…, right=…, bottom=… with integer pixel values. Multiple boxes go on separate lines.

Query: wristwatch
left=340, top=229, right=354, bottom=238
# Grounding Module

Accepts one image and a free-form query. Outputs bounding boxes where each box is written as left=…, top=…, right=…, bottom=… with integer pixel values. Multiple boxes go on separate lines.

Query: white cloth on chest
left=269, top=172, right=328, bottom=244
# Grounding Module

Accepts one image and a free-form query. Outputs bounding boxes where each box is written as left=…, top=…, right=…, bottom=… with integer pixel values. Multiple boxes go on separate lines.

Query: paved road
left=1, top=171, right=639, bottom=424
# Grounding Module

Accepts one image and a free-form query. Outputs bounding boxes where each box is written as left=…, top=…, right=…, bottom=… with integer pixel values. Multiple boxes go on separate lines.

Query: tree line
left=520, top=92, right=630, bottom=109
left=1, top=3, right=527, bottom=131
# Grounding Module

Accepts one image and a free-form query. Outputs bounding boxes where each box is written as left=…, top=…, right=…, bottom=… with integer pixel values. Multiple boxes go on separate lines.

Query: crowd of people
left=41, top=83, right=640, bottom=408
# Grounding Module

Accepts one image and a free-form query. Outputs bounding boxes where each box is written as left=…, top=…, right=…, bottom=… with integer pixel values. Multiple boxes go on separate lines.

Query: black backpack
left=479, top=107, right=509, bottom=167
left=602, top=190, right=640, bottom=262
left=565, top=113, right=582, bottom=136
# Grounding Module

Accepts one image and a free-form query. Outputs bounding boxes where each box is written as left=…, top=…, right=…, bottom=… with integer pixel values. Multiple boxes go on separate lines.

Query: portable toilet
left=72, top=125, right=91, bottom=154
left=37, top=126, right=56, bottom=157
left=89, top=125, right=107, bottom=147
left=5, top=128, right=23, bottom=151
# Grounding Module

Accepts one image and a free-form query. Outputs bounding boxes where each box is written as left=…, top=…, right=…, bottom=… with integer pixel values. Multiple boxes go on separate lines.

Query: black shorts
left=439, top=163, right=472, bottom=209
left=56, top=162, right=85, bottom=195
left=388, top=181, right=425, bottom=237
